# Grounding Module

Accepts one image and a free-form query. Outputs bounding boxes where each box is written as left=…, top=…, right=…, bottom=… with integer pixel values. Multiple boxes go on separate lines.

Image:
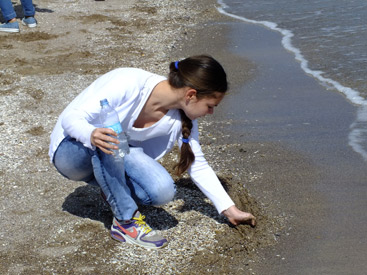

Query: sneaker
left=110, top=211, right=168, bottom=249
left=22, top=17, right=37, bottom=28
left=0, top=21, right=19, bottom=33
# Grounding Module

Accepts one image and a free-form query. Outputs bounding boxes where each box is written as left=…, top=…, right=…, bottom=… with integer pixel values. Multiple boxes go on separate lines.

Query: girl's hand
left=222, top=205, right=256, bottom=227
left=91, top=128, right=119, bottom=155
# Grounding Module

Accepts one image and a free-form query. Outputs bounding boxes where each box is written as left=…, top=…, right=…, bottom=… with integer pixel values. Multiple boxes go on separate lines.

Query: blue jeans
left=53, top=136, right=176, bottom=221
left=0, top=0, right=35, bottom=22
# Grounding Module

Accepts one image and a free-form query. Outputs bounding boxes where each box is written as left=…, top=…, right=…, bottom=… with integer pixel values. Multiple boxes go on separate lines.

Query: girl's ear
left=185, top=88, right=197, bottom=100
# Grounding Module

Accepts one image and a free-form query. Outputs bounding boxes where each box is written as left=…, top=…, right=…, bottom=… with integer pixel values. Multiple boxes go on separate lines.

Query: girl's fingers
left=91, top=128, right=119, bottom=152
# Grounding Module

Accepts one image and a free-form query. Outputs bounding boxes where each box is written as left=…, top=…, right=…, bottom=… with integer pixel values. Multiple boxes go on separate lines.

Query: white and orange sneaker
left=110, top=211, right=168, bottom=249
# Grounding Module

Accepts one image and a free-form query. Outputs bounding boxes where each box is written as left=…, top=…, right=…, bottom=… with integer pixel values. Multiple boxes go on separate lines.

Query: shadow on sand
left=61, top=177, right=230, bottom=230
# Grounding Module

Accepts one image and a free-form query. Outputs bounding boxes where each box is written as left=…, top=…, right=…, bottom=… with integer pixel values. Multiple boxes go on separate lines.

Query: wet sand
left=194, top=18, right=367, bottom=274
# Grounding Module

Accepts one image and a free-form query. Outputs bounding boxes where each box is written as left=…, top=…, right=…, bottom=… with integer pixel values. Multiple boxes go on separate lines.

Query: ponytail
left=169, top=55, right=228, bottom=175
left=174, top=110, right=195, bottom=175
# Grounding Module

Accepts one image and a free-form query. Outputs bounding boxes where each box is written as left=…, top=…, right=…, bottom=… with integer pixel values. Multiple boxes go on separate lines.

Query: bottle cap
left=100, top=98, right=108, bottom=106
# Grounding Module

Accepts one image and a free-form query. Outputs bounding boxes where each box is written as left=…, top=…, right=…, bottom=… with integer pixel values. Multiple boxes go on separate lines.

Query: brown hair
left=168, top=55, right=228, bottom=175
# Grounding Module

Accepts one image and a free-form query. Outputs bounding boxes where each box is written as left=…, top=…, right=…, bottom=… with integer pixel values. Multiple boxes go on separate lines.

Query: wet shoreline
left=203, top=14, right=367, bottom=274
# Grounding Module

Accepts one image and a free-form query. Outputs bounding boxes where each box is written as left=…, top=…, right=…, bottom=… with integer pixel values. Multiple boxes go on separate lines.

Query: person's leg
left=54, top=139, right=171, bottom=248
left=109, top=147, right=173, bottom=249
left=53, top=137, right=140, bottom=221
left=93, top=147, right=176, bottom=221
left=19, top=0, right=36, bottom=27
left=124, top=147, right=176, bottom=207
left=0, top=0, right=17, bottom=22
left=53, top=136, right=96, bottom=183
left=53, top=137, right=171, bottom=221
left=91, top=149, right=138, bottom=221
left=20, top=0, right=35, bottom=17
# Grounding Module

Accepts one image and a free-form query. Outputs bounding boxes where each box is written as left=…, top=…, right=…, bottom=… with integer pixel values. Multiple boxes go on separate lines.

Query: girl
left=49, top=55, right=256, bottom=249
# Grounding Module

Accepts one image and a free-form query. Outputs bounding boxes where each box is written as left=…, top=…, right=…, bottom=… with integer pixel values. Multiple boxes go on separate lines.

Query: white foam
left=217, top=0, right=367, bottom=161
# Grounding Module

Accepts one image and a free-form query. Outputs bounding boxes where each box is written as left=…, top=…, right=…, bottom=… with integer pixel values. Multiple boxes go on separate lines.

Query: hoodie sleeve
left=182, top=120, right=235, bottom=214
left=60, top=69, right=129, bottom=150
left=60, top=68, right=161, bottom=149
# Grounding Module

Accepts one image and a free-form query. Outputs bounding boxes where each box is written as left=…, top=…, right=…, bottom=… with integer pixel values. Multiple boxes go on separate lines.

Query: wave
left=217, top=0, right=367, bottom=161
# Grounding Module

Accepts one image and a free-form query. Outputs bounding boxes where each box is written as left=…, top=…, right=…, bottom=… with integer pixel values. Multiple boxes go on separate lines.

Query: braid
left=174, top=110, right=195, bottom=175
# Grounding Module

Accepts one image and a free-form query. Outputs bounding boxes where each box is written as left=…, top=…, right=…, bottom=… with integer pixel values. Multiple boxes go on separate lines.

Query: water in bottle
left=99, top=99, right=130, bottom=160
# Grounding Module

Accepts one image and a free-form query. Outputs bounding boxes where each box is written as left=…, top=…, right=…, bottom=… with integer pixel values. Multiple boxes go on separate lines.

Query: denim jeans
left=0, top=0, right=35, bottom=22
left=53, top=136, right=176, bottom=221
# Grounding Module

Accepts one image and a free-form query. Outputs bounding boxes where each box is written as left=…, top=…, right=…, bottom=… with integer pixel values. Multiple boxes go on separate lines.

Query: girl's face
left=183, top=91, right=225, bottom=120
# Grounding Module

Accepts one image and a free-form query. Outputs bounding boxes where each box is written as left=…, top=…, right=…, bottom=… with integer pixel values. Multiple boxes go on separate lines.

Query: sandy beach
left=2, top=0, right=366, bottom=274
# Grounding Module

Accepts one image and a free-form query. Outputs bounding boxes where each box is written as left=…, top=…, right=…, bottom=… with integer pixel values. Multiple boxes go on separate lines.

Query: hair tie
left=182, top=138, right=189, bottom=144
left=174, top=61, right=179, bottom=70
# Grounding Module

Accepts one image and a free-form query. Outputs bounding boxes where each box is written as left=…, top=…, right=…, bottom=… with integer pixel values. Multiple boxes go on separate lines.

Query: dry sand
left=0, top=0, right=318, bottom=274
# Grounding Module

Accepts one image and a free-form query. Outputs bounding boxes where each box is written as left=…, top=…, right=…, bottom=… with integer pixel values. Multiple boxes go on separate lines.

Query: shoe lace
left=133, top=213, right=152, bottom=234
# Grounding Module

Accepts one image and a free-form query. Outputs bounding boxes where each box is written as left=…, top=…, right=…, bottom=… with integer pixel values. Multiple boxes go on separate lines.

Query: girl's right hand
left=91, top=128, right=119, bottom=155
left=222, top=205, right=256, bottom=227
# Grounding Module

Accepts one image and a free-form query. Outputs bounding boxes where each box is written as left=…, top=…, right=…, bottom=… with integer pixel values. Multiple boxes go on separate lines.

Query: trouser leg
left=20, top=0, right=35, bottom=17
left=0, top=0, right=17, bottom=22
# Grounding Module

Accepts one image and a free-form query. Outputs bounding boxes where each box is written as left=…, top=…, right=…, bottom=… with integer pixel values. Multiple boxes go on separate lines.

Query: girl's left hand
left=222, top=205, right=256, bottom=227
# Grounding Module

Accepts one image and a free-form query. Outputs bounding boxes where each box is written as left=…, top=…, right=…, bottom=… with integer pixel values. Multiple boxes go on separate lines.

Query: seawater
left=217, top=0, right=367, bottom=160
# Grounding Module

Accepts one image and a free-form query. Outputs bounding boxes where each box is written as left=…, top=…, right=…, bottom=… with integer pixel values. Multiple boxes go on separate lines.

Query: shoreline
left=211, top=10, right=367, bottom=275
left=217, top=3, right=367, bottom=165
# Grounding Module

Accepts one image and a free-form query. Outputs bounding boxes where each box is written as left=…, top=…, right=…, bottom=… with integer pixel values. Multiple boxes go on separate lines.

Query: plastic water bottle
left=99, top=99, right=130, bottom=160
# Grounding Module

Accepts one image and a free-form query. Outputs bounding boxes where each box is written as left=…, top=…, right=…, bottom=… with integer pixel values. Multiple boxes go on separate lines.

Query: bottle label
left=106, top=122, right=122, bottom=134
